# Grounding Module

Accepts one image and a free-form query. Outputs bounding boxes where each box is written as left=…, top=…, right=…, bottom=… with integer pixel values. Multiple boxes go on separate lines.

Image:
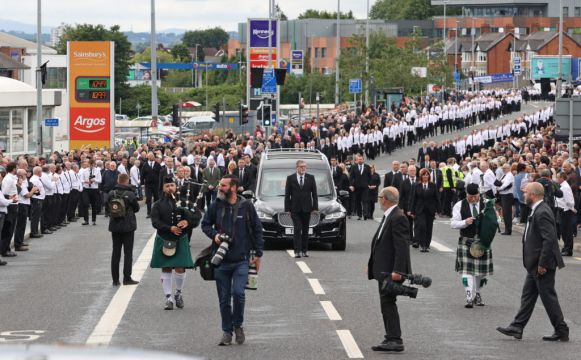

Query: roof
left=0, top=53, right=29, bottom=70
left=477, top=32, right=512, bottom=52
left=0, top=76, right=36, bottom=91
left=0, top=32, right=57, bottom=55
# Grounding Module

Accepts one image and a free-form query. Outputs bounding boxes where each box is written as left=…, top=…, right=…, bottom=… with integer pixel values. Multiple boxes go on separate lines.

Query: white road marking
left=320, top=301, right=342, bottom=321
left=296, top=261, right=312, bottom=274
left=430, top=240, right=454, bottom=253
left=287, top=249, right=296, bottom=258
left=86, top=232, right=156, bottom=345
left=336, top=330, right=364, bottom=359
left=307, top=278, right=326, bottom=295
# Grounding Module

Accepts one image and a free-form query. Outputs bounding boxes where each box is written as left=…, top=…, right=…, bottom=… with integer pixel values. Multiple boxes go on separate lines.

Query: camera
left=211, top=233, right=231, bottom=266
left=380, top=273, right=432, bottom=299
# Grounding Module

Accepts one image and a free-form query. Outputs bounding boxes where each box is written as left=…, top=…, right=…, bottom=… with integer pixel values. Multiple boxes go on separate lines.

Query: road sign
left=349, top=79, right=362, bottom=94
left=513, top=57, right=522, bottom=75
left=261, top=68, right=277, bottom=94
left=44, top=118, right=59, bottom=127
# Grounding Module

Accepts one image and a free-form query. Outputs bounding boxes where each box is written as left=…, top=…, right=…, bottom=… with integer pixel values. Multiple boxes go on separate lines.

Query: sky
left=3, top=0, right=370, bottom=33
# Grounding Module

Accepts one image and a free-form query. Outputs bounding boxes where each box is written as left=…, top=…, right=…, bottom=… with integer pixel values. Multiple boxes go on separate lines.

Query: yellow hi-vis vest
left=442, top=166, right=457, bottom=188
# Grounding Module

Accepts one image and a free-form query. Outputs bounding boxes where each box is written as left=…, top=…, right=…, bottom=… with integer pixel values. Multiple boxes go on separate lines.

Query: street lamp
left=192, top=43, right=200, bottom=87
left=335, top=0, right=341, bottom=105
left=443, top=0, right=448, bottom=48
left=151, top=0, right=158, bottom=124
left=365, top=0, right=370, bottom=105
left=557, top=0, right=564, bottom=99
left=455, top=20, right=459, bottom=90
left=36, top=0, right=43, bottom=155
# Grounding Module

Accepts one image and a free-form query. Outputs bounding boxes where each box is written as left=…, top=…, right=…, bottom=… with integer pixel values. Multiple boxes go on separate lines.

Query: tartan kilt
left=455, top=240, right=493, bottom=276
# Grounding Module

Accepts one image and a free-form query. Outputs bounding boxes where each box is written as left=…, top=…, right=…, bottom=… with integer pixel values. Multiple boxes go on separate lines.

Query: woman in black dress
left=410, top=168, right=441, bottom=252
left=367, top=164, right=381, bottom=219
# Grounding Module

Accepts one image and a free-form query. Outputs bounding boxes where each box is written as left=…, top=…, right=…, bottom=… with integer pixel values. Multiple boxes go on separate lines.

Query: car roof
left=261, top=149, right=329, bottom=169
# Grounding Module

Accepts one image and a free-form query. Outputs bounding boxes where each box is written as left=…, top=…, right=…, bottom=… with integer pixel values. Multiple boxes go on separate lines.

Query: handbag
left=194, top=245, right=215, bottom=281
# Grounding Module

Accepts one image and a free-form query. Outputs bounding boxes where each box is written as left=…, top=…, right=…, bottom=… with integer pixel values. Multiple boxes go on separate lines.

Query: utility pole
left=151, top=0, right=158, bottom=125
left=298, top=91, right=302, bottom=123
left=557, top=0, right=564, bottom=99
left=471, top=18, right=475, bottom=90
left=335, top=0, right=341, bottom=105
left=443, top=0, right=448, bottom=49
left=36, top=0, right=43, bottom=155
left=455, top=20, right=459, bottom=91
left=365, top=0, right=370, bottom=105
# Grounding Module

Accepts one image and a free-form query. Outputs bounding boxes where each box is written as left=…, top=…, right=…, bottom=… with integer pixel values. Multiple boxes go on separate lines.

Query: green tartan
left=455, top=239, right=493, bottom=276
left=150, top=234, right=194, bottom=269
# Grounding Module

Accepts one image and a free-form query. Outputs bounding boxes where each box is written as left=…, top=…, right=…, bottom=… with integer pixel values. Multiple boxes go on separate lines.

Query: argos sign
left=68, top=41, right=114, bottom=150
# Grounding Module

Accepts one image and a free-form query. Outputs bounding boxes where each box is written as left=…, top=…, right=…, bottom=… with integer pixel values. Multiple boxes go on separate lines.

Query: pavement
left=3, top=100, right=581, bottom=360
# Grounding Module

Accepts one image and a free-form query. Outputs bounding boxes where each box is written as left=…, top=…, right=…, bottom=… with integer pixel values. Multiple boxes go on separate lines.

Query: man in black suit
left=141, top=153, right=161, bottom=217
left=233, top=159, right=251, bottom=193
left=497, top=182, right=569, bottom=342
left=383, top=161, right=402, bottom=189
left=350, top=154, right=372, bottom=220
left=417, top=142, right=428, bottom=162
left=158, top=156, right=176, bottom=192
left=330, top=157, right=341, bottom=188
left=368, top=186, right=411, bottom=353
left=284, top=160, right=318, bottom=258
left=398, top=165, right=417, bottom=246
left=243, top=154, right=258, bottom=192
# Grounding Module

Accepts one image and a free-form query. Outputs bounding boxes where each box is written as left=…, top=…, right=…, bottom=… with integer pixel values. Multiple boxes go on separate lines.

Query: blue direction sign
left=513, top=57, right=522, bottom=75
left=261, top=68, right=277, bottom=94
left=44, top=118, right=59, bottom=127
left=349, top=78, right=362, bottom=94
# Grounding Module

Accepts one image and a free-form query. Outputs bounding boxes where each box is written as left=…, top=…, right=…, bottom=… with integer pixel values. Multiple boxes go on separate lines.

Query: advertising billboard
left=247, top=19, right=279, bottom=111
left=68, top=41, right=114, bottom=150
left=530, top=56, right=572, bottom=81
left=290, top=50, right=304, bottom=76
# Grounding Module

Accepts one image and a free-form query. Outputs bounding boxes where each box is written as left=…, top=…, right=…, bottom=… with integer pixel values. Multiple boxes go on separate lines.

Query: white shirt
left=69, top=170, right=82, bottom=191
left=524, top=200, right=543, bottom=240
left=0, top=189, right=12, bottom=213
left=451, top=200, right=481, bottom=229
left=29, top=174, right=45, bottom=200
left=130, top=166, right=141, bottom=187
left=296, top=173, right=305, bottom=186
left=18, top=179, right=31, bottom=205
left=497, top=171, right=515, bottom=195
left=80, top=167, right=102, bottom=189
left=556, top=181, right=575, bottom=212
left=60, top=171, right=72, bottom=194
left=1, top=173, right=18, bottom=199
left=377, top=204, right=398, bottom=238
left=117, top=164, right=128, bottom=175
left=40, top=172, right=55, bottom=196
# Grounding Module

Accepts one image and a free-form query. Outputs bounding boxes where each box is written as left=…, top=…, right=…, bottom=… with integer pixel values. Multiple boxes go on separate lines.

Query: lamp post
left=557, top=0, right=564, bottom=99
left=36, top=0, right=43, bottom=155
left=335, top=0, right=341, bottom=105
left=455, top=20, right=459, bottom=91
left=443, top=0, right=448, bottom=48
left=151, top=0, right=158, bottom=125
left=192, top=43, right=200, bottom=87
left=365, top=0, right=370, bottom=105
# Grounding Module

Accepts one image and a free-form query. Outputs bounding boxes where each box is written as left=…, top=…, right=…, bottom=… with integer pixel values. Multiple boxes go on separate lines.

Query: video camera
left=380, top=273, right=432, bottom=299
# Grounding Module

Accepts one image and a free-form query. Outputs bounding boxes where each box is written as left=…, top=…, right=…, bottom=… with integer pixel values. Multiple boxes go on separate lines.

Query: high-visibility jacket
left=442, top=166, right=459, bottom=189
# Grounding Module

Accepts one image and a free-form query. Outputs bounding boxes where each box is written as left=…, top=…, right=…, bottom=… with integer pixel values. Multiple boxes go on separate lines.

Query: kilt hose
left=455, top=238, right=493, bottom=277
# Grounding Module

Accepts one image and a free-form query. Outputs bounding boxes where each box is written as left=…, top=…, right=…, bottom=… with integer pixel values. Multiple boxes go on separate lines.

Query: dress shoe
left=0, top=259, right=7, bottom=266
left=93, top=222, right=97, bottom=226
left=357, top=217, right=362, bottom=220
left=371, top=341, right=404, bottom=352
left=41, top=230, right=53, bottom=234
left=474, top=293, right=485, bottom=306
left=542, top=333, right=569, bottom=342
left=30, top=234, right=44, bottom=238
left=301, top=252, right=309, bottom=258
left=496, top=326, right=523, bottom=340
left=112, top=281, right=120, bottom=286
left=146, top=214, right=151, bottom=219
left=123, top=279, right=139, bottom=285
left=2, top=252, right=17, bottom=257
left=412, top=243, right=419, bottom=248
left=15, top=247, right=29, bottom=252
left=561, top=251, right=573, bottom=257
left=294, top=253, right=301, bottom=258
left=52, top=225, right=61, bottom=230
left=501, top=232, right=512, bottom=235
left=81, top=222, right=89, bottom=226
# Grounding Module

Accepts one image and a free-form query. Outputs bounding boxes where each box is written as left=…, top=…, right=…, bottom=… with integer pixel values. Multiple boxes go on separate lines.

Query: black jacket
left=410, top=182, right=441, bottom=216
left=284, top=173, right=318, bottom=213
left=102, top=170, right=120, bottom=193
left=151, top=193, right=199, bottom=241
left=107, top=184, right=140, bottom=233
left=233, top=167, right=253, bottom=193
left=399, top=177, right=417, bottom=212
left=368, top=207, right=412, bottom=280
left=523, top=201, right=565, bottom=273
left=141, top=161, right=161, bottom=188
left=349, top=164, right=372, bottom=189
left=383, top=171, right=403, bottom=189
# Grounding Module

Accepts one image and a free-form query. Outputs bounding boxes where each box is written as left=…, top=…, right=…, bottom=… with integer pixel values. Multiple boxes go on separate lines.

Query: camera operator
left=367, top=186, right=411, bottom=353
left=201, top=174, right=264, bottom=346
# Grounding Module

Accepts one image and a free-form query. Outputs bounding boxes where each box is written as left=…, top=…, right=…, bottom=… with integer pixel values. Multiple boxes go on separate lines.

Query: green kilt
left=150, top=234, right=194, bottom=269
left=455, top=238, right=493, bottom=276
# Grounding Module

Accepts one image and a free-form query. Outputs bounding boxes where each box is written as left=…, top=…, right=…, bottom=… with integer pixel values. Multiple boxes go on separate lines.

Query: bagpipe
left=469, top=198, right=500, bottom=258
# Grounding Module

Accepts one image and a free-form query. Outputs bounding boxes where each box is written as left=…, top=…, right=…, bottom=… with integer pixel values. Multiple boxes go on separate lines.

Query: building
left=431, top=0, right=579, bottom=18
left=230, top=19, right=433, bottom=74
left=50, top=23, right=66, bottom=47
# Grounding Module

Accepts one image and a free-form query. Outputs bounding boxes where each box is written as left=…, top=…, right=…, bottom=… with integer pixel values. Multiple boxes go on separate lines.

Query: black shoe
left=41, top=230, right=53, bottom=234
left=412, top=243, right=419, bottom=248
left=123, top=279, right=139, bottom=286
left=50, top=226, right=59, bottom=231
left=81, top=222, right=89, bottom=225
left=561, top=251, right=573, bottom=257
left=501, top=232, right=512, bottom=235
left=542, top=332, right=569, bottom=342
left=496, top=326, right=523, bottom=340
left=294, top=253, right=301, bottom=258
left=371, top=341, right=404, bottom=352
left=112, top=281, right=120, bottom=286
left=93, top=222, right=97, bottom=226
left=357, top=217, right=362, bottom=220
left=302, top=252, right=309, bottom=258
left=0, top=259, right=7, bottom=266
left=2, top=252, right=17, bottom=257
left=146, top=214, right=151, bottom=219
left=15, top=247, right=29, bottom=252
left=30, top=234, right=44, bottom=238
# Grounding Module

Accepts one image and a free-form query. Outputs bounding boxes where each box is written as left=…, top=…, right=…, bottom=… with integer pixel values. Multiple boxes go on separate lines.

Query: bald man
left=497, top=183, right=568, bottom=342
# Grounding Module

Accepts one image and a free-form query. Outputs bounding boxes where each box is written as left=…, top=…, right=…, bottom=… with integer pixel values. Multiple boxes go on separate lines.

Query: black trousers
left=442, top=189, right=454, bottom=216
left=291, top=211, right=311, bottom=254
left=414, top=211, right=435, bottom=249
left=111, top=232, right=135, bottom=282
left=30, top=198, right=43, bottom=235
left=406, top=214, right=414, bottom=244
left=353, top=187, right=368, bottom=218
left=511, top=270, right=568, bottom=334
left=68, top=190, right=80, bottom=220
left=500, top=194, right=513, bottom=233
left=145, top=186, right=159, bottom=215
left=558, top=210, right=574, bottom=253
left=0, top=205, right=18, bottom=254
left=13, top=203, right=29, bottom=248
left=82, top=188, right=99, bottom=222
left=53, top=194, right=62, bottom=226
left=378, top=281, right=402, bottom=343
left=519, top=202, right=529, bottom=224
left=42, top=195, right=53, bottom=231
left=58, top=193, right=69, bottom=224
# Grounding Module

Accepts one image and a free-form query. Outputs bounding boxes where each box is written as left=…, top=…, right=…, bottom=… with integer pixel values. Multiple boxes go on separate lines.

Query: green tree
left=56, top=24, right=131, bottom=98
left=182, top=27, right=229, bottom=50
left=298, top=9, right=354, bottom=20
left=171, top=43, right=192, bottom=62
left=133, top=48, right=174, bottom=63
left=370, top=0, right=461, bottom=20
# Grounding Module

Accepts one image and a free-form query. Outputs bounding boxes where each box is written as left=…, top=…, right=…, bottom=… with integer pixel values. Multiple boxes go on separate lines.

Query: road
left=2, top=100, right=580, bottom=359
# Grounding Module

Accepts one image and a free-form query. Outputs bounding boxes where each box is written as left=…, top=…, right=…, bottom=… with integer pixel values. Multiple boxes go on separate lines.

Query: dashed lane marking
left=321, top=301, right=342, bottom=321
left=287, top=249, right=296, bottom=258
left=86, top=232, right=155, bottom=345
left=430, top=240, right=455, bottom=253
left=336, top=330, right=364, bottom=359
left=307, top=278, right=326, bottom=295
left=575, top=257, right=581, bottom=261
left=296, top=261, right=312, bottom=274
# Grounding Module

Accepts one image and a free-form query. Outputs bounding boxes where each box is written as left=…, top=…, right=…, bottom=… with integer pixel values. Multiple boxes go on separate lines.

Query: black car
left=250, top=149, right=347, bottom=250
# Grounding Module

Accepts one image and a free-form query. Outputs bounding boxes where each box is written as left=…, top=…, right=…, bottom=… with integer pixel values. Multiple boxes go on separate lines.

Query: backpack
left=109, top=190, right=127, bottom=218
left=540, top=179, right=556, bottom=208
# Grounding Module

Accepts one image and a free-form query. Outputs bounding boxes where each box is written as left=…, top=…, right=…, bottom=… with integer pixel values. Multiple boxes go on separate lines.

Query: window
left=45, top=67, right=66, bottom=89
left=563, top=7, right=569, bottom=17
left=307, top=47, right=312, bottom=58
left=575, top=7, right=581, bottom=17
left=315, top=48, right=319, bottom=58
left=11, top=109, right=24, bottom=153
left=321, top=47, right=327, bottom=58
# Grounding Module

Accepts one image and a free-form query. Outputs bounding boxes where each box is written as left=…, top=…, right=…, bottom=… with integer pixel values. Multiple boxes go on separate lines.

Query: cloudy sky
left=4, top=0, right=370, bottom=32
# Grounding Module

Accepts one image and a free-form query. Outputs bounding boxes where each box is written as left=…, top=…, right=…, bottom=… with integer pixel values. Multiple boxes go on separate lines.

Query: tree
left=171, top=43, right=192, bottom=62
left=298, top=9, right=354, bottom=20
left=56, top=24, right=131, bottom=98
left=182, top=27, right=229, bottom=50
left=370, top=0, right=461, bottom=20
left=133, top=48, right=174, bottom=63
left=276, top=4, right=288, bottom=20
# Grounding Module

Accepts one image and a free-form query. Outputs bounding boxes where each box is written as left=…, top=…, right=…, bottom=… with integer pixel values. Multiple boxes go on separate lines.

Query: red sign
left=70, top=107, right=110, bottom=140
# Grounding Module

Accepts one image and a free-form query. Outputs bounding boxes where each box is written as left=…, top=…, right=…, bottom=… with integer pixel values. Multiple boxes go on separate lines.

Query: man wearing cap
left=451, top=183, right=494, bottom=308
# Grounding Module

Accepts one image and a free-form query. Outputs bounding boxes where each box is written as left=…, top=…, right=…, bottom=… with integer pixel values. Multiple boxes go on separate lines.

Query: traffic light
left=212, top=103, right=220, bottom=122
left=172, top=104, right=180, bottom=127
left=239, top=103, right=249, bottom=125
left=263, top=104, right=271, bottom=126
left=478, top=82, right=484, bottom=91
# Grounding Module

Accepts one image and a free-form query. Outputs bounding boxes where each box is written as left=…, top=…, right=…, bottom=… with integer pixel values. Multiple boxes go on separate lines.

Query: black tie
left=431, top=170, right=435, bottom=183
left=300, top=176, right=304, bottom=188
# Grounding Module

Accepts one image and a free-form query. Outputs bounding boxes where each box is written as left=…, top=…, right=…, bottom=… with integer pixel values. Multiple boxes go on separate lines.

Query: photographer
left=367, top=186, right=411, bottom=353
left=201, top=174, right=264, bottom=346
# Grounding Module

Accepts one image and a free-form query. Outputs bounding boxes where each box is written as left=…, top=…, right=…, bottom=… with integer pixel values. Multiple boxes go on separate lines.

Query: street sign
left=261, top=68, right=277, bottom=94
left=514, top=57, right=522, bottom=75
left=349, top=79, right=362, bottom=94
left=44, top=118, right=59, bottom=127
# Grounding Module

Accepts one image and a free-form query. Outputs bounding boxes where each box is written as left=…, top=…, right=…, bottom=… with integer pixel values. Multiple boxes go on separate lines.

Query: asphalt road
left=3, top=100, right=581, bottom=360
